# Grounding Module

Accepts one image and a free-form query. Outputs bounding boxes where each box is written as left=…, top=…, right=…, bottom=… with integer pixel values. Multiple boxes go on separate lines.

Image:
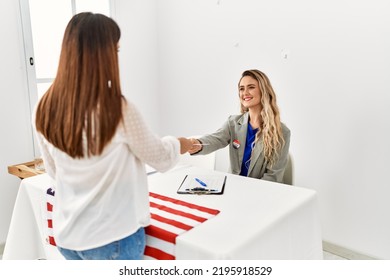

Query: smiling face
left=238, top=75, right=262, bottom=112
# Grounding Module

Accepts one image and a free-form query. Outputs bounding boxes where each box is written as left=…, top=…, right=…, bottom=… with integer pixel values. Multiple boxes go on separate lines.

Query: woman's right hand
left=188, top=138, right=202, bottom=154
left=178, top=137, right=194, bottom=154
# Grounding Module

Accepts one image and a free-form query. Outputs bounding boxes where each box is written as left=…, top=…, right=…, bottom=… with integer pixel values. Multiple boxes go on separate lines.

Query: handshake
left=178, top=137, right=205, bottom=155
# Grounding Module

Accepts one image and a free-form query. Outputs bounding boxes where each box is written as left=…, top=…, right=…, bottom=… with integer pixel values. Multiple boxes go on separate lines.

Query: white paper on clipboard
left=177, top=174, right=226, bottom=195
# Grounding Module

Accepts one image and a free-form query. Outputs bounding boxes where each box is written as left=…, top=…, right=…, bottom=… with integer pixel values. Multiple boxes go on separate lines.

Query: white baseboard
left=322, top=241, right=377, bottom=260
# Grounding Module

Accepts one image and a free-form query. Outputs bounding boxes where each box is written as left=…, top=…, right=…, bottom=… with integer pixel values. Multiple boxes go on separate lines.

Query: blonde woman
left=33, top=13, right=192, bottom=260
left=189, top=69, right=290, bottom=183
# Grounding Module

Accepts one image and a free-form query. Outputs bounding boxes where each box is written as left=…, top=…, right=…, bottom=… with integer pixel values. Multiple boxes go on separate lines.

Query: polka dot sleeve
left=121, top=100, right=180, bottom=172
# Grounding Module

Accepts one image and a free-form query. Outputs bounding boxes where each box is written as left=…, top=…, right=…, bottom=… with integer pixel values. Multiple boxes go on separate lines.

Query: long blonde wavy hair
left=239, top=69, right=285, bottom=166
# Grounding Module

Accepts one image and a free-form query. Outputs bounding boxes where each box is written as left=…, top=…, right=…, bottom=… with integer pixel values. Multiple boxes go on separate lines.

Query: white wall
left=156, top=0, right=390, bottom=259
left=113, top=0, right=160, bottom=132
left=0, top=0, right=35, bottom=244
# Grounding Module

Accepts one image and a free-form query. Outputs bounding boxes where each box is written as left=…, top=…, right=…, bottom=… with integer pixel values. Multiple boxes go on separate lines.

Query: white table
left=3, top=165, right=323, bottom=260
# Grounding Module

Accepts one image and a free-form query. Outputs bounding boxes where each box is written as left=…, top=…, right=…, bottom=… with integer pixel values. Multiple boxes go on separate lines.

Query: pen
left=192, top=143, right=210, bottom=146
left=195, top=178, right=207, bottom=187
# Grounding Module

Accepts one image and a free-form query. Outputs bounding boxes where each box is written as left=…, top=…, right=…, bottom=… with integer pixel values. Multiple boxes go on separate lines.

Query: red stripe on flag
left=149, top=192, right=220, bottom=215
left=48, top=236, right=56, bottom=246
left=151, top=213, right=193, bottom=231
left=145, top=225, right=177, bottom=244
left=47, top=202, right=53, bottom=212
left=144, top=246, right=175, bottom=260
left=150, top=201, right=206, bottom=223
left=47, top=219, right=53, bottom=228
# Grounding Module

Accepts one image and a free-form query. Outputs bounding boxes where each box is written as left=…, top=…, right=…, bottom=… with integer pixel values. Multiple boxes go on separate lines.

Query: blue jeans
left=57, top=227, right=146, bottom=260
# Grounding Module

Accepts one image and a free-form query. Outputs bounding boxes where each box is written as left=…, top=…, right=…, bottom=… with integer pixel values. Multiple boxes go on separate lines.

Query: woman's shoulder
left=228, top=113, right=248, bottom=124
left=121, top=98, right=139, bottom=116
left=281, top=122, right=291, bottom=137
left=118, top=98, right=142, bottom=131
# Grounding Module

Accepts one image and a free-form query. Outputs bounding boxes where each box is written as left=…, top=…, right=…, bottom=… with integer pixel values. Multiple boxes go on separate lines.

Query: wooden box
left=8, top=158, right=45, bottom=179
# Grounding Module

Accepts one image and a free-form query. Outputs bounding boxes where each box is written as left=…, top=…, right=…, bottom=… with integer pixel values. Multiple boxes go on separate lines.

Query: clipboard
left=177, top=174, right=227, bottom=195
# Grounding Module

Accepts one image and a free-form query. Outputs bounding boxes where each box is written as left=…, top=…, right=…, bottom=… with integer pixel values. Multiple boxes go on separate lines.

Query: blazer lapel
left=248, top=134, right=263, bottom=176
left=235, top=113, right=249, bottom=170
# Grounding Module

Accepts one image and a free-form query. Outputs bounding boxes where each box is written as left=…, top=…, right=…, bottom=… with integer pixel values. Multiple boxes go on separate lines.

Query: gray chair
left=283, top=153, right=294, bottom=185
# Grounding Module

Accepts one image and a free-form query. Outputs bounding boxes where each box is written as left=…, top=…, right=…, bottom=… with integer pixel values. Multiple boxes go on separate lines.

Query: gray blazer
left=194, top=113, right=290, bottom=183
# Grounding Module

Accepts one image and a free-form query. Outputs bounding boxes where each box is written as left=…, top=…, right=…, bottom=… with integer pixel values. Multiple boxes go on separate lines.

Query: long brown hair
left=239, top=69, right=285, bottom=166
left=35, top=12, right=123, bottom=158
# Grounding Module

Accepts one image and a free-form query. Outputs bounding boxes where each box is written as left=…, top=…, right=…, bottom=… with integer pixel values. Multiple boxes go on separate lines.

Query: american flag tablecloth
left=46, top=188, right=220, bottom=260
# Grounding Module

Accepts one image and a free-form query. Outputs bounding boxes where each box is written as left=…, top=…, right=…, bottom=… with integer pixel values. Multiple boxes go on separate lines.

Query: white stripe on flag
left=145, top=235, right=175, bottom=256
left=149, top=219, right=187, bottom=235
left=149, top=196, right=217, bottom=219
left=150, top=208, right=201, bottom=227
